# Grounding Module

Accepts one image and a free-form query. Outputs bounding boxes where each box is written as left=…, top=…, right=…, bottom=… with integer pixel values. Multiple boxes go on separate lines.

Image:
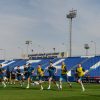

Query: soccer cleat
left=26, top=86, right=29, bottom=89
left=4, top=84, right=6, bottom=88
left=2, top=82, right=6, bottom=88
left=20, top=84, right=23, bottom=87
left=47, top=87, right=50, bottom=90
left=59, top=85, right=62, bottom=90
left=56, top=84, right=59, bottom=88
left=40, top=87, right=44, bottom=90
left=26, top=85, right=29, bottom=89
left=69, top=84, right=72, bottom=88
left=14, top=82, right=16, bottom=85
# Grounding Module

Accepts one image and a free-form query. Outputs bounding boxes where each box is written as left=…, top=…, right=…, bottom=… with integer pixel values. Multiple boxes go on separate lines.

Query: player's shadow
left=11, top=86, right=26, bottom=90
left=43, top=88, right=72, bottom=92
left=11, top=87, right=40, bottom=91
left=82, top=93, right=100, bottom=97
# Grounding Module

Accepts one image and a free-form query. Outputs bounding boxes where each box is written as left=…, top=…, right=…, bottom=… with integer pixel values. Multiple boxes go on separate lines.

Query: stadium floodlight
left=91, top=41, right=96, bottom=56
left=67, top=9, right=77, bottom=57
left=53, top=48, right=56, bottom=53
left=25, top=40, right=32, bottom=57
left=84, top=44, right=90, bottom=56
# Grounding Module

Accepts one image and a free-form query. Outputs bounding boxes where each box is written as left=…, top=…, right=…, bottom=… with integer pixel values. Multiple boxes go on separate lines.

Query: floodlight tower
left=25, top=40, right=32, bottom=57
left=84, top=44, right=90, bottom=56
left=67, top=9, right=77, bottom=57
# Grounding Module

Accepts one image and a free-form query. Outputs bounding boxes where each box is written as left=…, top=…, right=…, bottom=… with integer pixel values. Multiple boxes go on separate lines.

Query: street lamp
left=67, top=9, right=77, bottom=57
left=25, top=40, right=32, bottom=57
left=91, top=41, right=96, bottom=56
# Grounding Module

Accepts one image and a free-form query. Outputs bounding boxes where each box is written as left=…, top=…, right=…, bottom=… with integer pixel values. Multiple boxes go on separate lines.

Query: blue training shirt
left=48, top=66, right=56, bottom=76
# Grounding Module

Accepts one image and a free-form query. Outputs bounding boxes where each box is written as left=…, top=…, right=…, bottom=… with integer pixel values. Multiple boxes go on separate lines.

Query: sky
left=0, top=0, right=100, bottom=59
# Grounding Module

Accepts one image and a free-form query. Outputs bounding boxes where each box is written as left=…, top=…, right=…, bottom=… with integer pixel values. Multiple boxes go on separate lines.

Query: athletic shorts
left=27, top=73, right=32, bottom=78
left=0, top=74, right=3, bottom=79
left=38, top=76, right=44, bottom=81
left=27, top=74, right=33, bottom=79
left=60, top=74, right=68, bottom=82
left=23, top=74, right=28, bottom=80
left=77, top=77, right=82, bottom=81
left=17, top=75, right=22, bottom=80
left=49, top=75, right=56, bottom=79
left=7, top=72, right=10, bottom=78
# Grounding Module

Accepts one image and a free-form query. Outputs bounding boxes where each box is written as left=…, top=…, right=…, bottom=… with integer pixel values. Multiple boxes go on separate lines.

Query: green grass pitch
left=0, top=82, right=100, bottom=100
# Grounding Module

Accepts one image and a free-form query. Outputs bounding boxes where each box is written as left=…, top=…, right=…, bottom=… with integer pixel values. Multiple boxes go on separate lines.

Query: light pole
left=25, top=40, right=32, bottom=57
left=91, top=41, right=96, bottom=56
left=53, top=48, right=56, bottom=53
left=84, top=44, right=90, bottom=56
left=67, top=9, right=77, bottom=57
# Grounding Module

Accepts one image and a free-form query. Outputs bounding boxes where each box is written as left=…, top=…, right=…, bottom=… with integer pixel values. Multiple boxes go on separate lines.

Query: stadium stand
left=1, top=56, right=100, bottom=82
